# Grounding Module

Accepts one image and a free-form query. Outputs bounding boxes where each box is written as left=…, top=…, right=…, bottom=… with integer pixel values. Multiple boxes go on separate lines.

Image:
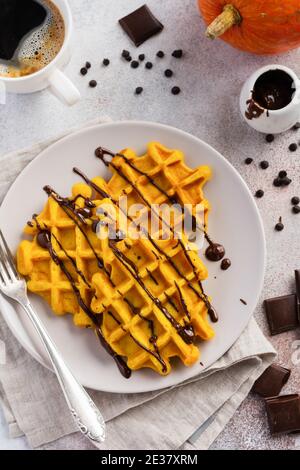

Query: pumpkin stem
left=205, top=4, right=242, bottom=40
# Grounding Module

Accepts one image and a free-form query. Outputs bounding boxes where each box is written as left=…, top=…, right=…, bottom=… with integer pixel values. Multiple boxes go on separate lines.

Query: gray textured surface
left=0, top=0, right=300, bottom=450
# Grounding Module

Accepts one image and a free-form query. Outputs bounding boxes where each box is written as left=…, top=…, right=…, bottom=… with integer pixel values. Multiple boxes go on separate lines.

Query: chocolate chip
left=266, top=134, right=274, bottom=143
left=289, top=143, right=297, bottom=152
left=80, top=67, right=87, bottom=76
left=145, top=61, right=153, bottom=69
left=273, top=178, right=282, bottom=187
left=85, top=61, right=91, bottom=69
left=131, top=60, right=139, bottom=69
left=138, top=54, right=145, bottom=61
left=279, top=170, right=287, bottom=178
left=252, top=364, right=291, bottom=398
left=281, top=177, right=292, bottom=186
left=292, top=122, right=300, bottom=130
left=264, top=294, right=299, bottom=335
left=172, top=49, right=183, bottom=58
left=135, top=87, right=143, bottom=95
left=89, top=80, right=97, bottom=88
left=265, top=394, right=300, bottom=435
left=122, top=49, right=130, bottom=58
left=156, top=50, right=164, bottom=58
left=260, top=160, right=269, bottom=170
left=164, top=69, right=173, bottom=78
left=255, top=189, right=264, bottom=198
left=119, top=5, right=164, bottom=47
left=245, top=157, right=253, bottom=165
left=102, top=58, right=110, bottom=66
left=292, top=205, right=300, bottom=214
left=171, top=86, right=181, bottom=95
left=125, top=55, right=132, bottom=62
left=291, top=196, right=300, bottom=205
left=275, top=222, right=284, bottom=231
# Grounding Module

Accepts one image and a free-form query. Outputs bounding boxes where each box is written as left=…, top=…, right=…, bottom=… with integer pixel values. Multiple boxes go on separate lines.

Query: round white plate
left=0, top=121, right=265, bottom=393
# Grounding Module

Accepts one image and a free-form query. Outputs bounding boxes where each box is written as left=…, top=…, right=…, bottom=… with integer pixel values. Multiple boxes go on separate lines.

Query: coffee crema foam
left=0, top=0, right=65, bottom=78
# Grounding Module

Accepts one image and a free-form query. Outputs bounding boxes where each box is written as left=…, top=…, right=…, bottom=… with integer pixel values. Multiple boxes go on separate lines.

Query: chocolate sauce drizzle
left=120, top=294, right=166, bottom=371
left=34, top=225, right=131, bottom=379
left=107, top=310, right=167, bottom=373
left=35, top=187, right=168, bottom=376
left=92, top=148, right=220, bottom=322
left=73, top=167, right=214, bottom=319
left=109, top=240, right=195, bottom=344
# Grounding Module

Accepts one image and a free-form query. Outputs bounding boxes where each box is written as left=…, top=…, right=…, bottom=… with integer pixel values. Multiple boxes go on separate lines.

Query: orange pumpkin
left=198, top=1, right=300, bottom=55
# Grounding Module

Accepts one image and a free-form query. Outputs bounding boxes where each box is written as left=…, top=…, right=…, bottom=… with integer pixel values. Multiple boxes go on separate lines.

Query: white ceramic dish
left=0, top=121, right=266, bottom=393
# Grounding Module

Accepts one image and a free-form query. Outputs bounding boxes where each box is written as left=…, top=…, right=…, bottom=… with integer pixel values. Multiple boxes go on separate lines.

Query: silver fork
left=0, top=229, right=105, bottom=448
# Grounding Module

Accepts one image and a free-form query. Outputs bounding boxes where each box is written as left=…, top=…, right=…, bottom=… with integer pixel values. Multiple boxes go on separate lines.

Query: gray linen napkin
left=0, top=119, right=276, bottom=450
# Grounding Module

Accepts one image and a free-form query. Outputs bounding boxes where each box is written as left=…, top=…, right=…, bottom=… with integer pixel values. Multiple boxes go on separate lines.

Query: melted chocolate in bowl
left=0, top=0, right=65, bottom=78
left=245, top=69, right=296, bottom=120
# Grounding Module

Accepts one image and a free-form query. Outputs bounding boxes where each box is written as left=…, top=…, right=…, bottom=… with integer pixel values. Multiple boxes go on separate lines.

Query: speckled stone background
left=0, top=0, right=300, bottom=450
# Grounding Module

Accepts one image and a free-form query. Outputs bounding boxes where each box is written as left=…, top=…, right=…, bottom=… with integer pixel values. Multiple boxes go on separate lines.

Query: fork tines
left=0, top=229, right=19, bottom=283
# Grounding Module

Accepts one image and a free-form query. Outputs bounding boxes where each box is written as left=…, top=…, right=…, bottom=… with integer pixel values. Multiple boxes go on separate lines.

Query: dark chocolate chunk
left=164, top=69, right=173, bottom=78
left=103, top=58, right=110, bottom=66
left=279, top=170, right=287, bottom=178
left=89, top=80, right=97, bottom=88
left=80, top=67, right=88, bottom=76
left=145, top=61, right=153, bottom=69
left=138, top=54, right=145, bottom=61
left=264, top=294, right=299, bottom=335
left=291, top=196, right=300, bottom=205
left=131, top=60, right=139, bottom=69
left=255, top=189, right=264, bottom=198
left=266, top=134, right=274, bottom=143
left=119, top=5, right=164, bottom=47
left=122, top=49, right=130, bottom=58
left=85, top=62, right=91, bottom=69
left=293, top=205, right=300, bottom=214
left=156, top=50, right=164, bottom=58
left=125, top=55, right=132, bottom=62
left=260, top=161, right=269, bottom=170
left=252, top=364, right=291, bottom=397
left=171, top=86, right=181, bottom=95
left=172, top=49, right=183, bottom=58
left=289, top=143, right=297, bottom=152
left=265, top=394, right=300, bottom=435
left=292, top=122, right=300, bottom=130
left=245, top=157, right=253, bottom=165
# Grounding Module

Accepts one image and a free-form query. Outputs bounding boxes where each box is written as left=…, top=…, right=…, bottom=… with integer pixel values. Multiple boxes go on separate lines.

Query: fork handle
left=21, top=301, right=105, bottom=448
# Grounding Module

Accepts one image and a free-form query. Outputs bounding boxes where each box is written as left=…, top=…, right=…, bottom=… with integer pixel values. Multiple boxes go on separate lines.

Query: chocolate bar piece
left=119, top=5, right=164, bottom=47
left=265, top=394, right=300, bottom=435
left=264, top=294, right=299, bottom=335
left=252, top=364, right=291, bottom=397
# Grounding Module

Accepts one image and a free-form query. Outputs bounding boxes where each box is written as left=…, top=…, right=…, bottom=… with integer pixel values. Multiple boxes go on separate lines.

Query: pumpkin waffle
left=17, top=142, right=215, bottom=377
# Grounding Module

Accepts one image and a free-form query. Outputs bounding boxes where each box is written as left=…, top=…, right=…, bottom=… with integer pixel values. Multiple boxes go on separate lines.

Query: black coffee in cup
left=0, top=0, right=65, bottom=77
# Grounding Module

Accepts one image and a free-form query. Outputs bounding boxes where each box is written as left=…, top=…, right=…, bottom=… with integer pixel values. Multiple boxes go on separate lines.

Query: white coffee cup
left=0, top=0, right=80, bottom=106
left=240, top=65, right=300, bottom=134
